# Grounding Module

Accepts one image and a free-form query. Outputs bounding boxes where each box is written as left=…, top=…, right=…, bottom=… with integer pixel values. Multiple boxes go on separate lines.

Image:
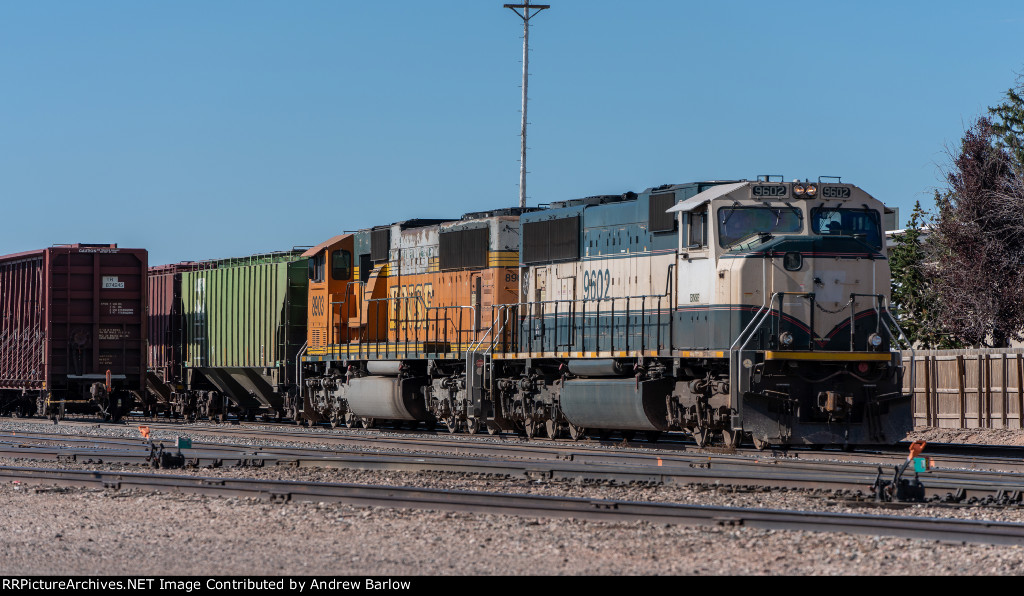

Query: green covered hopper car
left=181, top=251, right=307, bottom=420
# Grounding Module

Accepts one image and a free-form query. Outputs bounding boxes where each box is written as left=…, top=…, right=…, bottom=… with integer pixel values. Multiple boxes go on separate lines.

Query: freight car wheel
left=360, top=417, right=375, bottom=429
left=444, top=415, right=460, bottom=434
left=466, top=418, right=480, bottom=435
left=568, top=424, right=585, bottom=441
left=751, top=437, right=770, bottom=451
left=691, top=428, right=710, bottom=448
left=486, top=422, right=500, bottom=436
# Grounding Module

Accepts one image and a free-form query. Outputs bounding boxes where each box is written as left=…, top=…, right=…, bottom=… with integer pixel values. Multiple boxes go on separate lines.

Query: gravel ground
left=909, top=427, right=1024, bottom=446
left=3, top=418, right=1024, bottom=575
left=2, top=482, right=1023, bottom=576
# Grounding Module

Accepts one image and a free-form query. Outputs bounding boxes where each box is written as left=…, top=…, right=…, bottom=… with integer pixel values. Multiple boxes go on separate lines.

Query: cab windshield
left=718, top=206, right=802, bottom=249
left=811, top=208, right=882, bottom=250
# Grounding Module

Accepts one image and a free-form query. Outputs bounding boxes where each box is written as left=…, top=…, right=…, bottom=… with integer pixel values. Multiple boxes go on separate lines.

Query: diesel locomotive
left=0, top=178, right=909, bottom=447
left=299, top=178, right=912, bottom=448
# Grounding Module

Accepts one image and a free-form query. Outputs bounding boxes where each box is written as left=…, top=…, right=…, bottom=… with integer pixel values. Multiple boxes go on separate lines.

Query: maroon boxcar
left=146, top=262, right=205, bottom=418
left=0, top=244, right=147, bottom=420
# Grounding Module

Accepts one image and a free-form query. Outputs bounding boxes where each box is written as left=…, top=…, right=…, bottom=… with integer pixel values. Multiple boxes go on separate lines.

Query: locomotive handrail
left=878, top=300, right=915, bottom=399
left=363, top=294, right=436, bottom=359
left=473, top=304, right=518, bottom=356
left=516, top=290, right=671, bottom=355
left=729, top=253, right=771, bottom=352
left=425, top=305, right=478, bottom=352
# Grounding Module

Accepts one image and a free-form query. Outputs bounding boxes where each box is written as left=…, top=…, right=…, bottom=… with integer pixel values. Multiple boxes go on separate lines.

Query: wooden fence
left=904, top=349, right=1024, bottom=429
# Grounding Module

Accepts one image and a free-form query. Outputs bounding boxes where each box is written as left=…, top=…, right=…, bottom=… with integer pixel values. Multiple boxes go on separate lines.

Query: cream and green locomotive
left=505, top=178, right=910, bottom=447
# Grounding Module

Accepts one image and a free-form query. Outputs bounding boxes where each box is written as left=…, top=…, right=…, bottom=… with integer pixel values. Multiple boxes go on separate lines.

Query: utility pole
left=505, top=1, right=550, bottom=208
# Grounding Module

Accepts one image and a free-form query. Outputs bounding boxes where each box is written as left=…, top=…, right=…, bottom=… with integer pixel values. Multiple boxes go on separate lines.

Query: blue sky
left=1, top=1, right=1022, bottom=265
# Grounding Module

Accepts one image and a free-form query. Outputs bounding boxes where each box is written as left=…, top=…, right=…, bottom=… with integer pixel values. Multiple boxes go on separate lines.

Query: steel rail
left=4, top=434, right=1024, bottom=502
left=3, top=465, right=1024, bottom=546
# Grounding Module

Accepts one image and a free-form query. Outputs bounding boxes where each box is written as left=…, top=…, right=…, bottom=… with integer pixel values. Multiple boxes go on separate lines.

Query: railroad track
left=4, top=429, right=1024, bottom=503
left=4, top=464, right=1024, bottom=546
left=16, top=416, right=1024, bottom=474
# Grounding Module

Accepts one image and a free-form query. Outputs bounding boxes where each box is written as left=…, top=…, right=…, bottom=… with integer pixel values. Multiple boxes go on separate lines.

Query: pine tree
left=889, top=200, right=959, bottom=348
left=989, top=76, right=1024, bottom=168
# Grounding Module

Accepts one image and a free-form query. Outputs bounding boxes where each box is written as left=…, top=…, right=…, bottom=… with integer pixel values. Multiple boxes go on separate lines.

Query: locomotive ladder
left=466, top=305, right=517, bottom=428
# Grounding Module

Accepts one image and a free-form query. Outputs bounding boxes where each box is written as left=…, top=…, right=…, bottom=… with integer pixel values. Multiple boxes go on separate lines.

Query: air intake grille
left=649, top=193, right=676, bottom=233
left=439, top=227, right=489, bottom=271
left=522, top=216, right=580, bottom=265
left=370, top=229, right=391, bottom=263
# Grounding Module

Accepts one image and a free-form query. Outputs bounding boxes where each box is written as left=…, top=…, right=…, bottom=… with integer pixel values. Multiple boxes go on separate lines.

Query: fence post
left=923, top=355, right=932, bottom=428
left=957, top=354, right=966, bottom=428
left=1003, top=353, right=1009, bottom=429
left=1018, top=354, right=1024, bottom=430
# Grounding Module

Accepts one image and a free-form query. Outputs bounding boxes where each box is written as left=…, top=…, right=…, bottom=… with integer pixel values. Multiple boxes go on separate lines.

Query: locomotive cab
left=668, top=179, right=911, bottom=447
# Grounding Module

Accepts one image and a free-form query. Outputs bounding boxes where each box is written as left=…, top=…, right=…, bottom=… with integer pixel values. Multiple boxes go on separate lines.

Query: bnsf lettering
left=751, top=185, right=788, bottom=198
left=821, top=186, right=851, bottom=199
left=388, top=282, right=434, bottom=329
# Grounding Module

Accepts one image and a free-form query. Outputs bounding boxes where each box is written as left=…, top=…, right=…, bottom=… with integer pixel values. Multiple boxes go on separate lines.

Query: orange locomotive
left=300, top=209, right=530, bottom=430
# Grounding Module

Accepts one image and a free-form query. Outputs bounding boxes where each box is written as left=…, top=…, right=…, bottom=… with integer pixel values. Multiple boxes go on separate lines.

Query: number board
left=820, top=185, right=852, bottom=199
left=750, top=184, right=788, bottom=199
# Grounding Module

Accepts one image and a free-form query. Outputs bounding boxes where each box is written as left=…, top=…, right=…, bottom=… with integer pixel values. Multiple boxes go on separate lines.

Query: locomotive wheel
left=692, top=427, right=710, bottom=448
left=568, top=423, right=585, bottom=441
left=545, top=419, right=560, bottom=439
left=722, top=429, right=743, bottom=449
left=523, top=417, right=538, bottom=439
left=466, top=418, right=480, bottom=435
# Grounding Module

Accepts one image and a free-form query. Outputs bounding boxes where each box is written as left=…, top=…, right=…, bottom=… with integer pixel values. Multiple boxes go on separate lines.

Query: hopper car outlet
left=0, top=179, right=911, bottom=449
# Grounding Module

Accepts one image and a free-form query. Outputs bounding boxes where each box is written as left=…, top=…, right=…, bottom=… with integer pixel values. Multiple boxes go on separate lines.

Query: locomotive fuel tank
left=560, top=378, right=671, bottom=431
left=343, top=375, right=431, bottom=421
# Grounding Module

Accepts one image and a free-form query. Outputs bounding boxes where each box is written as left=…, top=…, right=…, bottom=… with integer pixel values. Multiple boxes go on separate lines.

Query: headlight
left=779, top=331, right=794, bottom=346
left=868, top=333, right=883, bottom=347
left=805, top=184, right=817, bottom=197
left=793, top=184, right=805, bottom=196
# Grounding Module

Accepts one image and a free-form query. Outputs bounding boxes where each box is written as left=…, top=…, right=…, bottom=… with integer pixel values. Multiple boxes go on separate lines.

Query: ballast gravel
left=2, top=482, right=1023, bottom=576
left=2, top=419, right=1024, bottom=575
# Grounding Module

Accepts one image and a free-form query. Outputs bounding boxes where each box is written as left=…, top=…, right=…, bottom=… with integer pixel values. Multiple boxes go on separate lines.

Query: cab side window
left=331, top=250, right=352, bottom=281
left=688, top=209, right=708, bottom=248
left=308, top=253, right=326, bottom=283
